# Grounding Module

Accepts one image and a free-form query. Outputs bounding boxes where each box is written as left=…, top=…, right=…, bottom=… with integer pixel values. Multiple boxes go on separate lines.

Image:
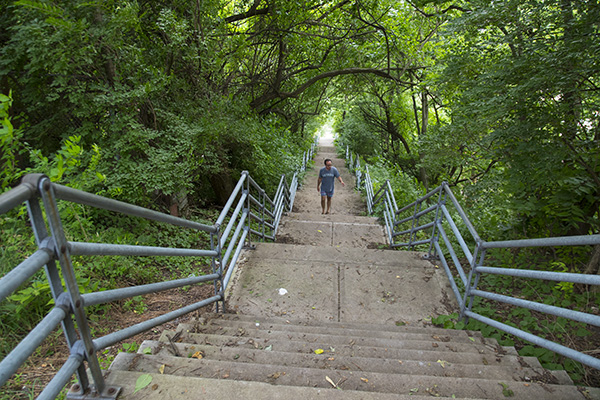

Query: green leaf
left=499, top=382, right=514, bottom=397
left=575, top=328, right=591, bottom=337
left=134, top=374, right=152, bottom=393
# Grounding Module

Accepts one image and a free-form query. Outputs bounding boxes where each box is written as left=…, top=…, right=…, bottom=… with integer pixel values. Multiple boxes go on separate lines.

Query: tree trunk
left=419, top=91, right=429, bottom=191
left=209, top=171, right=236, bottom=206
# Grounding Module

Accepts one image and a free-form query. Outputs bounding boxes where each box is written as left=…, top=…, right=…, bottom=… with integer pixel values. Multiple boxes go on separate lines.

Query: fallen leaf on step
left=361, top=378, right=369, bottom=383
left=437, top=360, right=448, bottom=368
left=314, top=348, right=324, bottom=354
left=264, top=345, right=273, bottom=351
left=134, top=374, right=152, bottom=394
left=191, top=351, right=204, bottom=359
left=268, top=372, right=282, bottom=379
left=317, top=229, right=322, bottom=233
left=159, top=364, right=165, bottom=374
left=325, top=376, right=337, bottom=388
left=328, top=357, right=335, bottom=361
left=432, top=343, right=439, bottom=348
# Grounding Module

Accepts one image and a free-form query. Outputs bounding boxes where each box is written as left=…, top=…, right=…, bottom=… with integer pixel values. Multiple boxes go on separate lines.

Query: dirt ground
left=2, top=284, right=216, bottom=400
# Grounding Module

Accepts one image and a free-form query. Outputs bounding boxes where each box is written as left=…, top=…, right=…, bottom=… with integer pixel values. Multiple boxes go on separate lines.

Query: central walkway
left=227, top=137, right=454, bottom=325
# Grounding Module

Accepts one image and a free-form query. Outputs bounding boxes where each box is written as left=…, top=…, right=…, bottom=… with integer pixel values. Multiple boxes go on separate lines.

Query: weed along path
left=226, top=137, right=455, bottom=325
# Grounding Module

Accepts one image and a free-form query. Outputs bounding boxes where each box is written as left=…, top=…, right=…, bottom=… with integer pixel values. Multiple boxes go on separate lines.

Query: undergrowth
left=0, top=205, right=220, bottom=361
left=431, top=251, right=600, bottom=387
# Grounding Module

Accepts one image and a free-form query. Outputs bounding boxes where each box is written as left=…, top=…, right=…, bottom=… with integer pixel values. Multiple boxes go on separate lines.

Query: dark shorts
left=320, top=190, right=334, bottom=197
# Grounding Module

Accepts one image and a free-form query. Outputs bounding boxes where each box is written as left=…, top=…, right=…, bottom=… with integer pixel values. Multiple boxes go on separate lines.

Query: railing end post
left=21, top=173, right=48, bottom=195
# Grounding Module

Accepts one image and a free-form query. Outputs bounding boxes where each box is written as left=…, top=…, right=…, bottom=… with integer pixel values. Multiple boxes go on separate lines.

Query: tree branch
left=404, top=0, right=470, bottom=18
left=225, top=0, right=270, bottom=23
left=251, top=68, right=411, bottom=109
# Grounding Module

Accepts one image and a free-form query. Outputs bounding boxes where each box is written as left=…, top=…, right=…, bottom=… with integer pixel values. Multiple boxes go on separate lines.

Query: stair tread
left=140, top=339, right=547, bottom=381
left=177, top=321, right=488, bottom=346
left=105, top=370, right=469, bottom=400
left=244, top=242, right=430, bottom=266
left=192, top=313, right=487, bottom=339
left=161, top=328, right=505, bottom=356
left=157, top=330, right=537, bottom=367
left=109, top=352, right=591, bottom=399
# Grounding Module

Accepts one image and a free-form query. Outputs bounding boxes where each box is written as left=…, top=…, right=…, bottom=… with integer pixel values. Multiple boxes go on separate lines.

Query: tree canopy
left=1, top=0, right=598, bottom=236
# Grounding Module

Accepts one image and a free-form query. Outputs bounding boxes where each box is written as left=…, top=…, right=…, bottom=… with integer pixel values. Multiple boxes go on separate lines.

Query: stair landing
left=226, top=243, right=454, bottom=325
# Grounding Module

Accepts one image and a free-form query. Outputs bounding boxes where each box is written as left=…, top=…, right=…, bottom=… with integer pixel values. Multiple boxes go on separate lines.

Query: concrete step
left=284, top=213, right=382, bottom=224
left=105, top=370, right=465, bottom=400
left=175, top=318, right=489, bottom=346
left=161, top=327, right=502, bottom=356
left=141, top=340, right=548, bottom=382
left=159, top=329, right=532, bottom=369
left=244, top=242, right=429, bottom=267
left=158, top=329, right=530, bottom=368
left=276, top=219, right=386, bottom=248
left=109, top=352, right=590, bottom=399
left=200, top=312, right=473, bottom=336
left=183, top=314, right=555, bottom=366
left=228, top=244, right=454, bottom=325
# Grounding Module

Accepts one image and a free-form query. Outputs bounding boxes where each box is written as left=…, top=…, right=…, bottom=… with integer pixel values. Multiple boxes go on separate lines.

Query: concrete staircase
left=104, top=138, right=598, bottom=399
left=106, top=312, right=594, bottom=399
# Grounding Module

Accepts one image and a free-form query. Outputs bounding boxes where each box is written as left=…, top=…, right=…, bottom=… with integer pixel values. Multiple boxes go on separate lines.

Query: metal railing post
left=408, top=200, right=421, bottom=250
left=261, top=189, right=266, bottom=240
left=38, top=176, right=109, bottom=397
left=245, top=175, right=252, bottom=249
left=211, top=226, right=224, bottom=313
left=427, top=188, right=446, bottom=259
left=22, top=176, right=91, bottom=396
left=387, top=180, right=398, bottom=214
left=460, top=244, right=484, bottom=324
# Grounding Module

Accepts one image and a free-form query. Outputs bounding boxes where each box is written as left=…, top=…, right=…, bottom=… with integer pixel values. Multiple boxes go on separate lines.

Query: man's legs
left=326, top=196, right=332, bottom=214
left=321, top=195, right=326, bottom=214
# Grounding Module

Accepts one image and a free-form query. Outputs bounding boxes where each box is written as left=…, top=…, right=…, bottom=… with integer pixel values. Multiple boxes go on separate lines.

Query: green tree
left=433, top=0, right=600, bottom=238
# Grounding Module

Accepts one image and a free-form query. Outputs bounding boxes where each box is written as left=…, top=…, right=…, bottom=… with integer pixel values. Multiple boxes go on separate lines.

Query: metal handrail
left=0, top=136, right=318, bottom=398
left=344, top=146, right=600, bottom=370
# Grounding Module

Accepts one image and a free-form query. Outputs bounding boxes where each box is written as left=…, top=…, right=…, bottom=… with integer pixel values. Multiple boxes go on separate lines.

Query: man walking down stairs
left=105, top=138, right=598, bottom=399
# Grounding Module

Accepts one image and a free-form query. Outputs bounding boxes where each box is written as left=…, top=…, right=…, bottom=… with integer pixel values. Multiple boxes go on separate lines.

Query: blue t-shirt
left=319, top=166, right=340, bottom=192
